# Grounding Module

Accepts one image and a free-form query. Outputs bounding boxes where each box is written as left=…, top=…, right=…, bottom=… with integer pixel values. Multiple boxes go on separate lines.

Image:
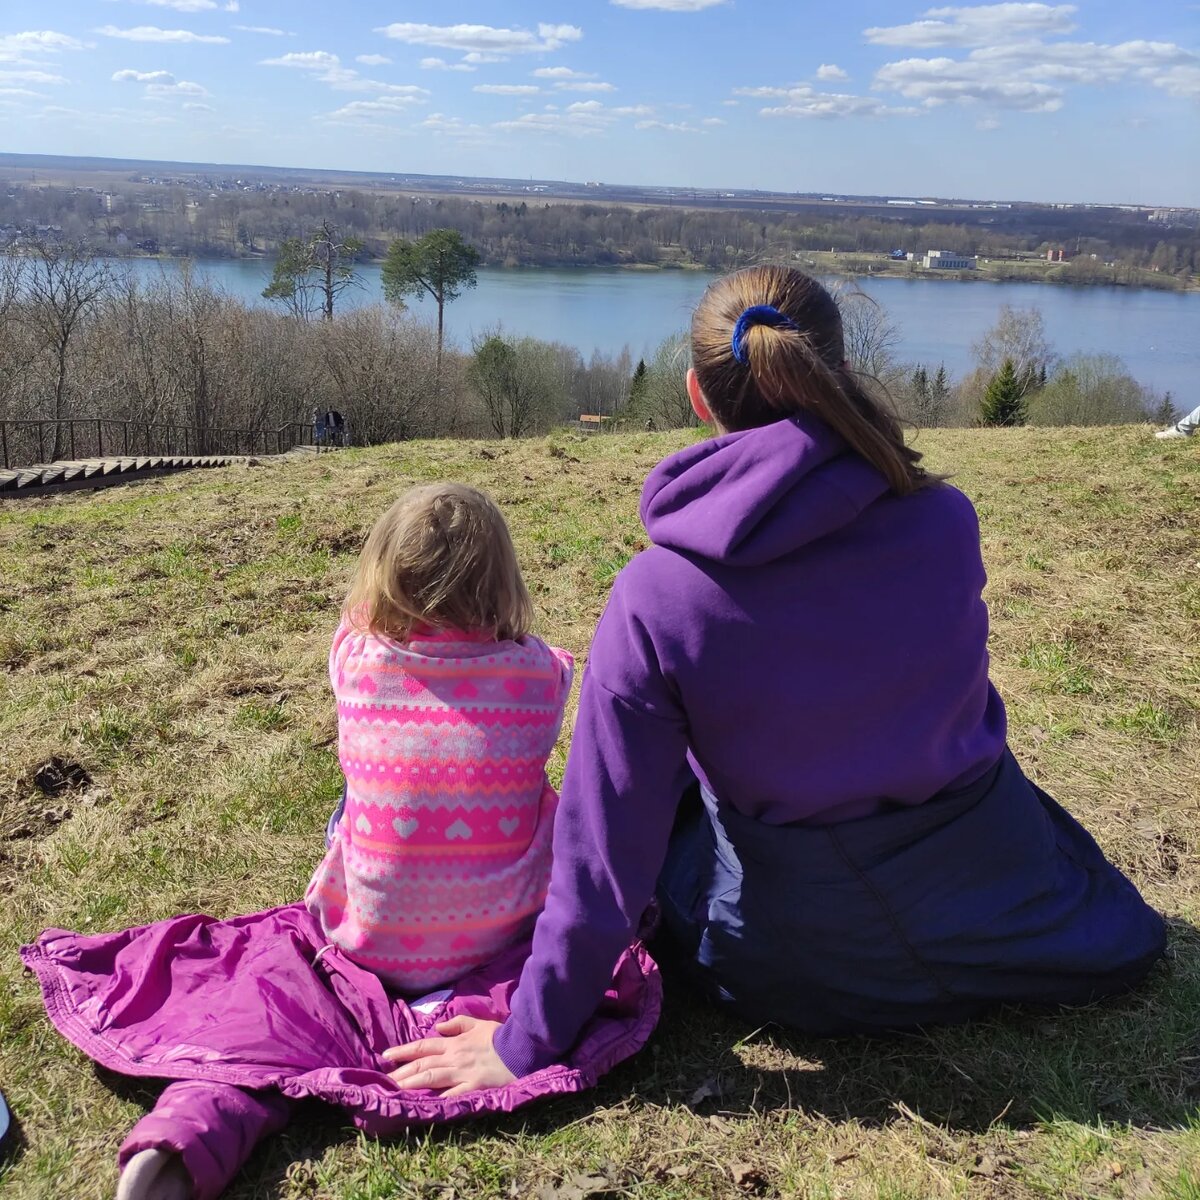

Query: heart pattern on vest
left=393, top=817, right=420, bottom=839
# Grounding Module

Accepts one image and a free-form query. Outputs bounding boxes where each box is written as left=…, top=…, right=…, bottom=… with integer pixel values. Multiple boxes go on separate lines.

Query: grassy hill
left=1, top=427, right=1197, bottom=1200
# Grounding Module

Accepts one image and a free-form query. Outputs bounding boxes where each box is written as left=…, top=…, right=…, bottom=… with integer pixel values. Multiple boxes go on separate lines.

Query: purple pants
left=119, top=1083, right=293, bottom=1200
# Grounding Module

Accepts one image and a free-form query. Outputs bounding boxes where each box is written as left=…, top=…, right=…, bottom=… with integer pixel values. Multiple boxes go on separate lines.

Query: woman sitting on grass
left=27, top=486, right=665, bottom=1200
left=388, top=265, right=1168, bottom=1093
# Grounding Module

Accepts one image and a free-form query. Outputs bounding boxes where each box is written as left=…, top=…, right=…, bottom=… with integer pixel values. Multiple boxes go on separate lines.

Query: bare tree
left=317, top=307, right=440, bottom=444
left=157, top=265, right=227, bottom=450
left=830, top=283, right=903, bottom=390
left=262, top=220, right=364, bottom=322
left=0, top=251, right=34, bottom=419
left=24, top=241, right=110, bottom=458
left=971, top=304, right=1056, bottom=395
left=1028, top=353, right=1155, bottom=426
left=638, top=333, right=697, bottom=430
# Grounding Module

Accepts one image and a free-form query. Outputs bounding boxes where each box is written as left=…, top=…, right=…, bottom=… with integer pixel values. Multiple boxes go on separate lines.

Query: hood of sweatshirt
left=639, top=415, right=891, bottom=568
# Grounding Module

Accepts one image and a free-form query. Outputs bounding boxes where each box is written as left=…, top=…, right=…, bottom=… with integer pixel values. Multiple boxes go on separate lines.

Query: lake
left=123, top=259, right=1198, bottom=404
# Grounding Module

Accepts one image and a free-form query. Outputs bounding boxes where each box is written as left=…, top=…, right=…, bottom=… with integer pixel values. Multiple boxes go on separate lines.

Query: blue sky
left=1, top=3, right=1197, bottom=204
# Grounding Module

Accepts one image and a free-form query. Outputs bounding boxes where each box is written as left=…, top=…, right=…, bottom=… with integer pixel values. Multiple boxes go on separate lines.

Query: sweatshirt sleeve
left=494, top=575, right=693, bottom=1077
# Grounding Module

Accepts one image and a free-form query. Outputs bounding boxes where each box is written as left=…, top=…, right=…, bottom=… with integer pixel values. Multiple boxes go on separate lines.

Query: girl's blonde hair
left=692, top=266, right=931, bottom=496
left=345, top=483, right=533, bottom=642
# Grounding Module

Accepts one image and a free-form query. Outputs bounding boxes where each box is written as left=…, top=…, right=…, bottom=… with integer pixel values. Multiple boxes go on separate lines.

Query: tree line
left=0, top=237, right=635, bottom=466
left=0, top=235, right=1175, bottom=471
left=618, top=293, right=1175, bottom=433
left=3, top=181, right=1196, bottom=281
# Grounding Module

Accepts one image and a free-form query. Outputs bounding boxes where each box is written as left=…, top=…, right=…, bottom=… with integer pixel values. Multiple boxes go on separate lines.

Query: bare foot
left=115, top=1148, right=192, bottom=1200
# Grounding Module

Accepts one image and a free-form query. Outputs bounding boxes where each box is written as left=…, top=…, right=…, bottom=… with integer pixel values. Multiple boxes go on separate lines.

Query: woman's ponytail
left=692, top=267, right=932, bottom=497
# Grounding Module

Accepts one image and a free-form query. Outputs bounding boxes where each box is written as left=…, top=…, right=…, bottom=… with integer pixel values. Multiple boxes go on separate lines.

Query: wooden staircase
left=0, top=453, right=247, bottom=499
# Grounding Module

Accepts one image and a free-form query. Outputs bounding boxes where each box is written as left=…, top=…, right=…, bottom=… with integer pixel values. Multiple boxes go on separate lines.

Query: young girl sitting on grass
left=25, top=484, right=597, bottom=1200
left=304, top=483, right=573, bottom=996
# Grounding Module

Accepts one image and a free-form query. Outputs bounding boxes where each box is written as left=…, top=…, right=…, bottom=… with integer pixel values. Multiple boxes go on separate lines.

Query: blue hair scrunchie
left=731, top=305, right=801, bottom=365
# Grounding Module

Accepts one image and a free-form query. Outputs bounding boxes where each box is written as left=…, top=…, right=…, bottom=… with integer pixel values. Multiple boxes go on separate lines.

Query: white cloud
left=721, top=98, right=739, bottom=106
left=261, top=50, right=430, bottom=97
left=737, top=82, right=920, bottom=118
left=554, top=80, right=616, bottom=92
left=136, top=0, right=222, bottom=12
left=612, top=0, right=726, bottom=8
left=734, top=84, right=805, bottom=99
left=113, top=68, right=175, bottom=83
left=183, top=101, right=215, bottom=111
left=1153, top=63, right=1200, bottom=99
left=422, top=112, right=488, bottom=137
left=420, top=57, right=476, bottom=72
left=763, top=96, right=921, bottom=118
left=325, top=96, right=424, bottom=122
left=872, top=57, right=1064, bottom=110
left=262, top=50, right=339, bottom=70
left=0, top=31, right=87, bottom=62
left=701, top=115, right=726, bottom=125
left=532, top=66, right=594, bottom=79
left=967, top=37, right=1200, bottom=97
left=94, top=25, right=231, bottom=44
left=612, top=103, right=654, bottom=116
left=0, top=68, right=67, bottom=85
left=356, top=54, right=391, bottom=66
left=474, top=83, right=541, bottom=94
left=375, top=22, right=583, bottom=56
left=0, top=87, right=45, bottom=98
left=635, top=118, right=704, bottom=131
left=494, top=102, right=612, bottom=135
left=870, top=36, right=1200, bottom=112
left=865, top=4, right=1078, bottom=47
left=977, top=116, right=1001, bottom=129
left=816, top=64, right=849, bottom=81
left=146, top=79, right=208, bottom=97
left=234, top=25, right=292, bottom=36
left=463, top=52, right=509, bottom=64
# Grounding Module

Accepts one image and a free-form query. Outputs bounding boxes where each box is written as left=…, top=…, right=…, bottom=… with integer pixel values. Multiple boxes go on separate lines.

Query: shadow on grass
left=638, top=916, right=1200, bottom=1132
left=69, top=920, right=1198, bottom=1199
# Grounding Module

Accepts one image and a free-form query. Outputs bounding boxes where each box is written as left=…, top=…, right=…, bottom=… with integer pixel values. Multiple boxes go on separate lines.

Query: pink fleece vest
left=305, top=620, right=573, bottom=992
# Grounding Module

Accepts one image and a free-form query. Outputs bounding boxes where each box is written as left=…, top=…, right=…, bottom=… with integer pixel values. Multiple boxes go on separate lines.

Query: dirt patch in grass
left=0, top=427, right=1197, bottom=1199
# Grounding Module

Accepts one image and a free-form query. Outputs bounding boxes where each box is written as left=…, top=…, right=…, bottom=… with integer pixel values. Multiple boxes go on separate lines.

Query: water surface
left=124, top=259, right=1198, bottom=402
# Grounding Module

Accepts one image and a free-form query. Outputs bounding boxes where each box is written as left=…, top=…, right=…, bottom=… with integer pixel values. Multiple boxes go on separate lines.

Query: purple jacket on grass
left=495, top=414, right=1008, bottom=1076
left=21, top=902, right=660, bottom=1195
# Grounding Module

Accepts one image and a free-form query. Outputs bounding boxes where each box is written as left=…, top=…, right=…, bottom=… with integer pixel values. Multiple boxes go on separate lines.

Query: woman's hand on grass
left=382, top=1016, right=515, bottom=1097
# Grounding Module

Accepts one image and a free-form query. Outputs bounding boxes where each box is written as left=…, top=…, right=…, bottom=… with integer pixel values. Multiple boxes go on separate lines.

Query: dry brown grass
left=0, top=426, right=1197, bottom=1200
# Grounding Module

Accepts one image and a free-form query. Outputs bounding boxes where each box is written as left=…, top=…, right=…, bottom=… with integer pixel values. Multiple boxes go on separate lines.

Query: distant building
left=1046, top=247, right=1071, bottom=262
left=923, top=249, right=976, bottom=270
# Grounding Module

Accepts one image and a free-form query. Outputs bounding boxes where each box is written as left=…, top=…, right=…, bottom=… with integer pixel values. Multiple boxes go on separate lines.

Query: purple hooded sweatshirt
left=495, top=413, right=1008, bottom=1077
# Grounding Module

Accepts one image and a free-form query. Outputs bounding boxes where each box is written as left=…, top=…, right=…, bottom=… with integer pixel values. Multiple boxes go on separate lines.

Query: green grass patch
left=0, top=426, right=1197, bottom=1199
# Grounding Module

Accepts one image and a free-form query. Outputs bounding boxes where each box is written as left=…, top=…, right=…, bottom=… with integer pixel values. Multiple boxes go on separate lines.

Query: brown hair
left=345, top=483, right=533, bottom=642
left=691, top=266, right=931, bottom=495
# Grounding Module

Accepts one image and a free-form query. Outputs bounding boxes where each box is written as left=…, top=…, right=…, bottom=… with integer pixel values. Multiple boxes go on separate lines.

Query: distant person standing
left=328, top=410, right=347, bottom=447
left=312, top=408, right=328, bottom=450
left=1156, top=404, right=1199, bottom=440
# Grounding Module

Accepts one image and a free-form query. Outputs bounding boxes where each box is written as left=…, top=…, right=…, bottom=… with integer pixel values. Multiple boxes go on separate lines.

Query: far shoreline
left=98, top=252, right=1200, bottom=296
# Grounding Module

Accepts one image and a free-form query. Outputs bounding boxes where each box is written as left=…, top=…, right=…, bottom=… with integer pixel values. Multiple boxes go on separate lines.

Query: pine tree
left=1151, top=391, right=1177, bottom=427
left=381, top=229, right=480, bottom=387
left=980, top=358, right=1028, bottom=426
left=929, top=364, right=951, bottom=425
left=628, top=359, right=648, bottom=411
